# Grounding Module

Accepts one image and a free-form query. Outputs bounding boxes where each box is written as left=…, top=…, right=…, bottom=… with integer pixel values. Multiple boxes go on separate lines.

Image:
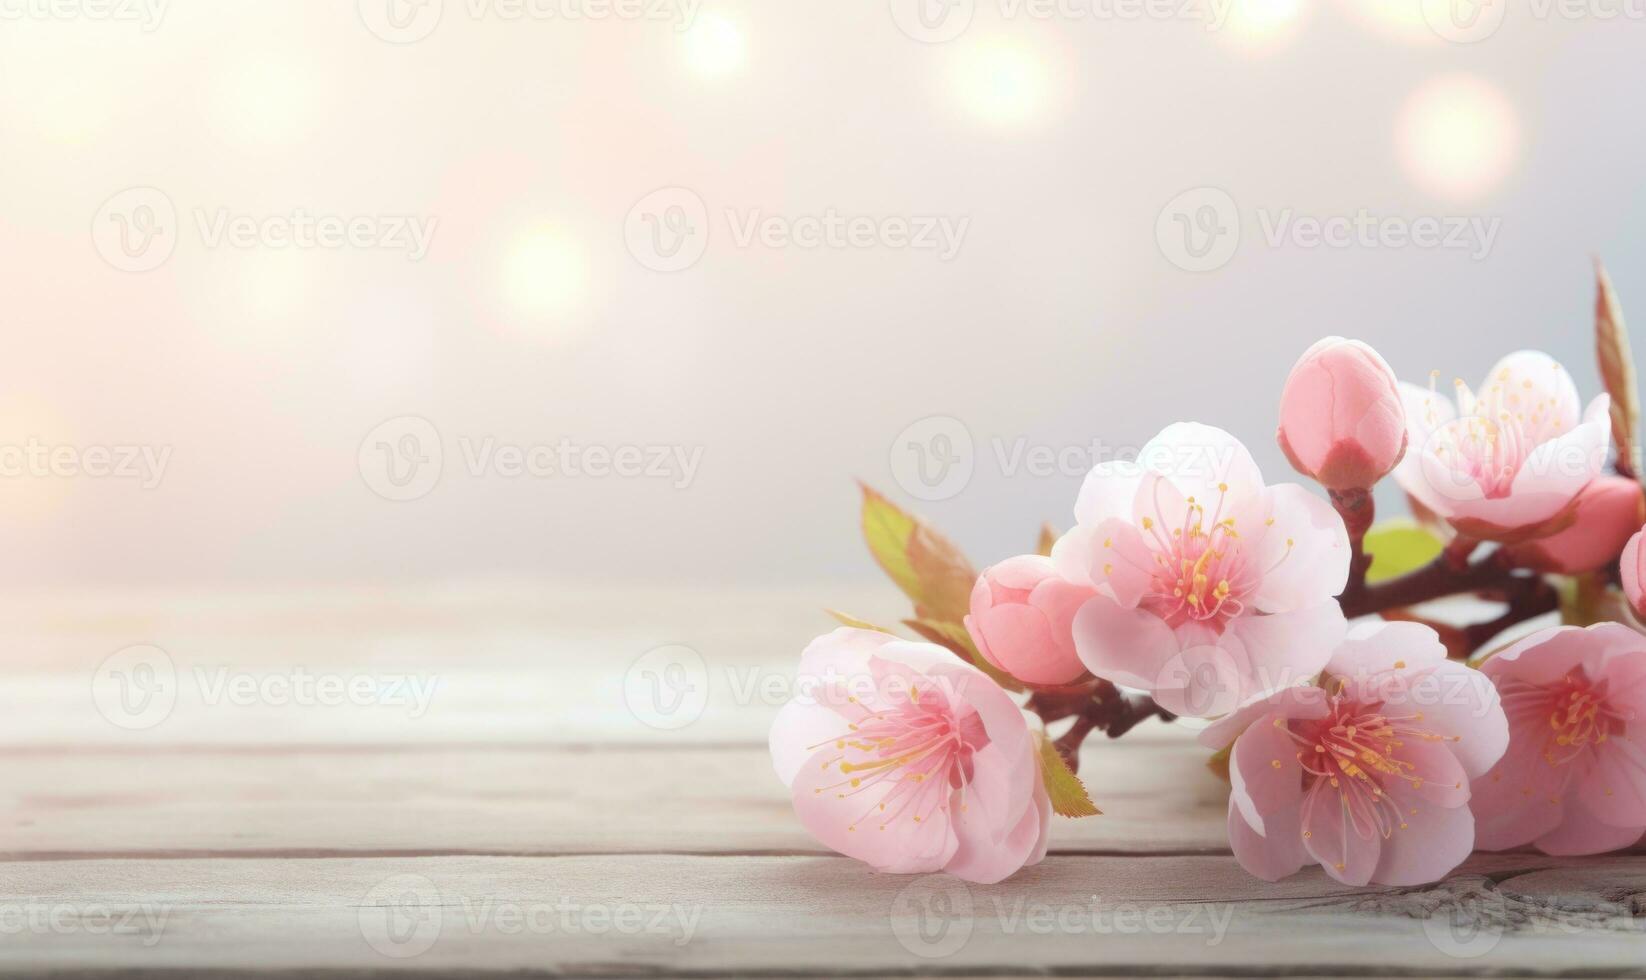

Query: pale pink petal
left=1088, top=518, right=1156, bottom=609
left=1248, top=484, right=1350, bottom=613
left=1478, top=350, right=1581, bottom=440
left=1621, top=530, right=1646, bottom=618
left=1227, top=798, right=1309, bottom=882
left=1074, top=458, right=1145, bottom=526
left=1197, top=686, right=1330, bottom=751
left=1153, top=638, right=1252, bottom=720
left=1025, top=777, right=1052, bottom=867
left=1535, top=790, right=1646, bottom=856
left=1394, top=380, right=1458, bottom=518
left=1137, top=422, right=1267, bottom=515
left=1395, top=736, right=1471, bottom=809
left=1578, top=736, right=1646, bottom=830
left=1224, top=603, right=1345, bottom=697
left=1394, top=662, right=1507, bottom=781
left=945, top=772, right=1043, bottom=884
left=1230, top=710, right=1305, bottom=831
left=1302, top=780, right=1380, bottom=886
left=1373, top=791, right=1475, bottom=886
left=790, top=747, right=957, bottom=873
left=1481, top=626, right=1597, bottom=688
left=1326, top=620, right=1448, bottom=681
left=1072, top=595, right=1180, bottom=692
left=770, top=699, right=851, bottom=786
left=1471, top=735, right=1573, bottom=851
left=928, top=663, right=1035, bottom=829
left=1050, top=524, right=1097, bottom=586
left=1592, top=626, right=1646, bottom=719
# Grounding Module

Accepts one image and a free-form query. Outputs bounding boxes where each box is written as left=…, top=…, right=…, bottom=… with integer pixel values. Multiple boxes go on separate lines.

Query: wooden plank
left=0, top=740, right=1228, bottom=858
left=0, top=853, right=1640, bottom=976
left=0, top=583, right=942, bottom=747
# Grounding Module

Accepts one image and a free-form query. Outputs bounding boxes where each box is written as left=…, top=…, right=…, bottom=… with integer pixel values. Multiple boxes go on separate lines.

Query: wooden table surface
left=3, top=584, right=1643, bottom=976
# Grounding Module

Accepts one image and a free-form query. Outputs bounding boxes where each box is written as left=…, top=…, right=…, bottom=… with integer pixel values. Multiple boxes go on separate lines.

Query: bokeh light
left=1216, top=0, right=1306, bottom=54
left=683, top=13, right=746, bottom=79
left=497, top=226, right=593, bottom=343
left=1396, top=74, right=1520, bottom=203
left=210, top=55, right=320, bottom=148
left=948, top=36, right=1054, bottom=128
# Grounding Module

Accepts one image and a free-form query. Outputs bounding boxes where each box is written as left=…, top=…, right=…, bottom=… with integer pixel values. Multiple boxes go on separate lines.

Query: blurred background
left=1, top=0, right=1643, bottom=593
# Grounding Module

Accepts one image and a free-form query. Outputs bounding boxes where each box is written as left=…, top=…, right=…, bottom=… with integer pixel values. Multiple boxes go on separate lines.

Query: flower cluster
left=772, top=267, right=1646, bottom=886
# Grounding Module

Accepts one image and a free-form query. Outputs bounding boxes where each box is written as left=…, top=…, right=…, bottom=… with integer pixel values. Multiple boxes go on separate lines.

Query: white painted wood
left=0, top=740, right=1227, bottom=858
left=0, top=585, right=1618, bottom=976
left=0, top=854, right=1640, bottom=976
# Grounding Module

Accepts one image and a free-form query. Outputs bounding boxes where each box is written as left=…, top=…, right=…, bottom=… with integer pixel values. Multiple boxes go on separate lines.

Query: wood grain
left=0, top=740, right=1227, bottom=859
left=0, top=854, right=1641, bottom=976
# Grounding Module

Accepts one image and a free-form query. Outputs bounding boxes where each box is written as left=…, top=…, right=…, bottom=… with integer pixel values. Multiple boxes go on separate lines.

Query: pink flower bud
left=1277, top=337, right=1407, bottom=491
left=1622, top=525, right=1646, bottom=620
left=964, top=555, right=1093, bottom=686
left=1504, top=476, right=1644, bottom=574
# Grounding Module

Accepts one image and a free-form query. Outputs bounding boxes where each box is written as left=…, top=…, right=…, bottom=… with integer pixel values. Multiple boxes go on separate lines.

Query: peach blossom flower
left=769, top=627, right=1048, bottom=883
left=1201, top=622, right=1508, bottom=885
left=1277, top=337, right=1407, bottom=491
left=1504, top=476, right=1644, bottom=574
left=1472, top=624, right=1646, bottom=856
left=1054, top=423, right=1349, bottom=717
left=964, top=555, right=1095, bottom=687
left=1395, top=351, right=1610, bottom=542
left=1620, top=526, right=1646, bottom=621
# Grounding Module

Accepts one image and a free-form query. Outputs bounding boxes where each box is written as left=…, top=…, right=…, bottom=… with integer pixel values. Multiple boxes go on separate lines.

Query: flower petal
left=1071, top=595, right=1180, bottom=693
left=1248, top=484, right=1350, bottom=613
left=1372, top=791, right=1474, bottom=886
left=1302, top=780, right=1380, bottom=886
left=1227, top=797, right=1309, bottom=882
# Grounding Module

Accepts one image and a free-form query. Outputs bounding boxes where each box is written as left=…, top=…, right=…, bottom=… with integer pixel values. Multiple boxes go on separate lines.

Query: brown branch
left=1044, top=679, right=1175, bottom=771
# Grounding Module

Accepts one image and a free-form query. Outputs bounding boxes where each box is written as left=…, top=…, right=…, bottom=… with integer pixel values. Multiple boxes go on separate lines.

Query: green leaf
left=858, top=482, right=977, bottom=625
left=824, top=610, right=895, bottom=634
left=1363, top=520, right=1445, bottom=584
left=907, top=526, right=974, bottom=624
left=860, top=483, right=921, bottom=600
left=1037, top=733, right=1100, bottom=818
left=903, top=618, right=1024, bottom=693
left=1596, top=258, right=1641, bottom=480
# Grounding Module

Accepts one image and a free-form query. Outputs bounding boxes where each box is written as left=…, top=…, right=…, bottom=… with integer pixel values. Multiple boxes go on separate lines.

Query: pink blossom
left=1394, top=351, right=1610, bottom=542
left=1277, top=337, right=1407, bottom=491
left=1054, top=423, right=1350, bottom=717
left=1472, top=624, right=1646, bottom=856
left=769, top=627, right=1048, bottom=883
left=964, top=555, right=1094, bottom=686
left=1621, top=527, right=1646, bottom=621
left=1201, top=622, right=1508, bottom=885
left=1504, top=476, right=1645, bottom=574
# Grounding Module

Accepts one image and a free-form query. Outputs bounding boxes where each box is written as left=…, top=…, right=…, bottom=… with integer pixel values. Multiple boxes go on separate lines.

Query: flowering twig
left=1329, top=490, right=1556, bottom=657
left=1038, top=679, right=1176, bottom=772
